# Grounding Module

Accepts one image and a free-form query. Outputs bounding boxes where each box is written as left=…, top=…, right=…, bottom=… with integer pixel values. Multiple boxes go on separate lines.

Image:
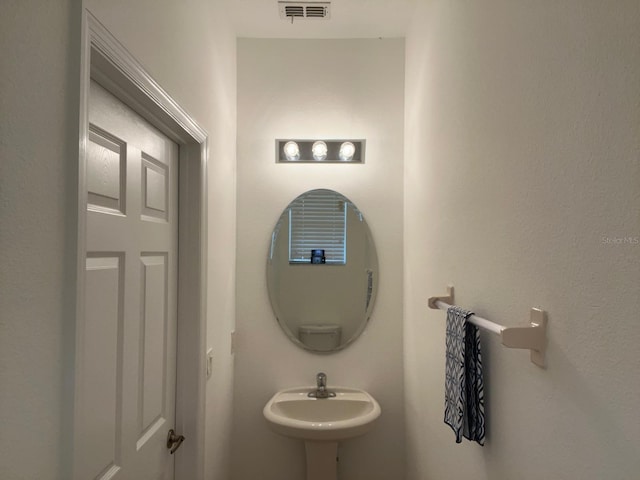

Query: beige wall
left=404, top=1, right=640, bottom=479
left=234, top=38, right=405, bottom=480
left=0, top=1, right=236, bottom=478
left=1, top=1, right=82, bottom=478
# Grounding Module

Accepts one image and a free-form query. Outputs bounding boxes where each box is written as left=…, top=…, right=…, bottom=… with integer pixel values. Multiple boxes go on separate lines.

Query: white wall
left=234, top=39, right=405, bottom=480
left=1, top=2, right=82, bottom=478
left=0, top=1, right=237, bottom=478
left=404, top=1, right=640, bottom=479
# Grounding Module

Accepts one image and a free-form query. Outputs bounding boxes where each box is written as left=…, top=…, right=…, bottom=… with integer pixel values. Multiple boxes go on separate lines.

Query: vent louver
left=285, top=5, right=304, bottom=17
left=278, top=2, right=331, bottom=20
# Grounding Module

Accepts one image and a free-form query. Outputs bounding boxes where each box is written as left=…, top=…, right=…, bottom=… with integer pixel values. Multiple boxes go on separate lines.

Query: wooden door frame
left=73, top=10, right=208, bottom=480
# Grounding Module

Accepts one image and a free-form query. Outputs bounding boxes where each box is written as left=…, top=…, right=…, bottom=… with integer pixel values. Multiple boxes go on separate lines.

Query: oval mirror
left=267, top=189, right=378, bottom=353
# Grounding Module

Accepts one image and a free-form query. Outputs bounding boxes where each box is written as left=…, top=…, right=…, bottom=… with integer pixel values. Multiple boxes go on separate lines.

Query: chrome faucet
left=308, top=372, right=336, bottom=399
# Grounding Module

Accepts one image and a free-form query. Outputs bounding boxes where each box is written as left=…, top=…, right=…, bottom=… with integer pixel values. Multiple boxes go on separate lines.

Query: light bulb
left=339, top=142, right=356, bottom=162
left=311, top=141, right=328, bottom=161
left=283, top=141, right=300, bottom=161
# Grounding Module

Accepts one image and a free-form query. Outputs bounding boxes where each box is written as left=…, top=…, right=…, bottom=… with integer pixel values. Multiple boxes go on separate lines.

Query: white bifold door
left=77, top=80, right=180, bottom=480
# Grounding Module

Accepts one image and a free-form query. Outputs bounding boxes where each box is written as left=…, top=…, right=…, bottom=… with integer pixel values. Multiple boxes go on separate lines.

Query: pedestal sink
left=263, top=386, right=381, bottom=480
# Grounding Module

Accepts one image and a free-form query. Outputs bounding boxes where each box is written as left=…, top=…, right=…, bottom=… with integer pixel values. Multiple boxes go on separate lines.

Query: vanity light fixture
left=276, top=139, right=365, bottom=163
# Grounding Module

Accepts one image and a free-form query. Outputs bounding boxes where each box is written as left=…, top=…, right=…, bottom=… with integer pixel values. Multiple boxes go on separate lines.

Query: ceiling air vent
left=278, top=2, right=331, bottom=21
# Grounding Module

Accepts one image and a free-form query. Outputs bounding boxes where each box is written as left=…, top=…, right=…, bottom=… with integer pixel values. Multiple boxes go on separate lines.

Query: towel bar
left=428, top=286, right=547, bottom=367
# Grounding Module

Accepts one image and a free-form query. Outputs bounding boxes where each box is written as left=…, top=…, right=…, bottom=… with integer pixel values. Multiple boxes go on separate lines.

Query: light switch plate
left=206, top=348, right=213, bottom=379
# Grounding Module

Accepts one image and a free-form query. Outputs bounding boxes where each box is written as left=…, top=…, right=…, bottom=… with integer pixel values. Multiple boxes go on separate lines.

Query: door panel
left=78, top=255, right=124, bottom=480
left=87, top=129, right=125, bottom=213
left=78, top=79, right=179, bottom=480
left=139, top=254, right=168, bottom=442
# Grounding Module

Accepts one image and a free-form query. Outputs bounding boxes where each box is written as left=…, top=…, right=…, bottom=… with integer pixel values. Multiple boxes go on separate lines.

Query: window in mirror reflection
left=288, top=190, right=348, bottom=264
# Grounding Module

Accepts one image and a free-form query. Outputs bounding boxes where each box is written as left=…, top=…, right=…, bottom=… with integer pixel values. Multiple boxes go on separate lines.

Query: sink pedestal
left=305, top=441, right=338, bottom=480
left=263, top=386, right=381, bottom=480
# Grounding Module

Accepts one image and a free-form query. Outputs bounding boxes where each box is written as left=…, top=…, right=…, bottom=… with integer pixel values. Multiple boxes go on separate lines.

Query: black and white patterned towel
left=444, top=306, right=485, bottom=445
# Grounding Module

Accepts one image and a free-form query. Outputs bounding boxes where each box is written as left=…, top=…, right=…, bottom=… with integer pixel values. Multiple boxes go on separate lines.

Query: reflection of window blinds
left=289, top=191, right=347, bottom=264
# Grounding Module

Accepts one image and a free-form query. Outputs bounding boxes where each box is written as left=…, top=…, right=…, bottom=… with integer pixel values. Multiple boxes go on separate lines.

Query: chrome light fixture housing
left=276, top=139, right=365, bottom=163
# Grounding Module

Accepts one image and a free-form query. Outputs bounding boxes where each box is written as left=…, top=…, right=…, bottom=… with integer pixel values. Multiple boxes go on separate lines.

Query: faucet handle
left=308, top=372, right=335, bottom=398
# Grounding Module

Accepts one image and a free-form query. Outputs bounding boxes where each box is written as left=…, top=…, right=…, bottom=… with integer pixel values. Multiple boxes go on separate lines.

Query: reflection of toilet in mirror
left=298, top=324, right=342, bottom=351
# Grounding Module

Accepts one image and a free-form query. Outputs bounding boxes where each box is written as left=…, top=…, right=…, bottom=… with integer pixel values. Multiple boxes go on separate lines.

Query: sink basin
left=263, top=386, right=381, bottom=441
